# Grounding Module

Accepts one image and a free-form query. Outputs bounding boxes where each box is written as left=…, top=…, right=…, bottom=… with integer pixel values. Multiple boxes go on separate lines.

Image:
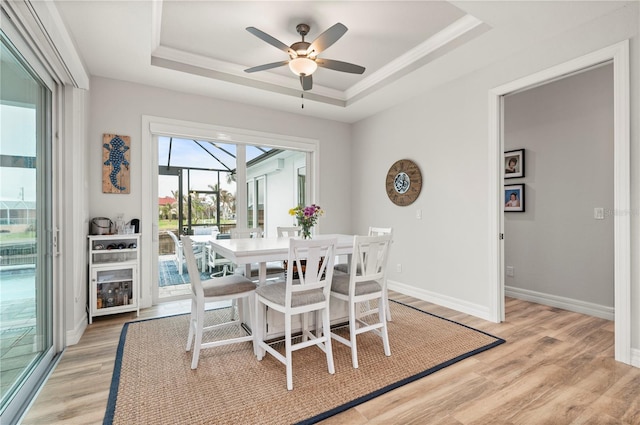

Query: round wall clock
left=385, top=159, right=422, bottom=206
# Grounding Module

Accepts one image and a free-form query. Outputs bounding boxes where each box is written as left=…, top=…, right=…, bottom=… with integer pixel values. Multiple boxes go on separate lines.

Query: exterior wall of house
left=351, top=4, right=639, bottom=352
left=246, top=150, right=306, bottom=237
left=504, top=64, right=614, bottom=315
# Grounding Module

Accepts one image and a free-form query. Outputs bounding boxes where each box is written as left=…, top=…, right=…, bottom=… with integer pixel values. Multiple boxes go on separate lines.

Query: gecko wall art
left=102, top=134, right=131, bottom=194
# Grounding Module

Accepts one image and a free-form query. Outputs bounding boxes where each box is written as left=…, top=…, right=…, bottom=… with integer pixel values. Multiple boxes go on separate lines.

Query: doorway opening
left=488, top=40, right=630, bottom=364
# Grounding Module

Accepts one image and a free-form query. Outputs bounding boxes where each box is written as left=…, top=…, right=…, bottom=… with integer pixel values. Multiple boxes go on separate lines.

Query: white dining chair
left=206, top=241, right=234, bottom=277
left=230, top=227, right=263, bottom=239
left=231, top=227, right=285, bottom=280
left=167, top=230, right=205, bottom=275
left=330, top=233, right=392, bottom=369
left=182, top=236, right=257, bottom=369
left=277, top=226, right=302, bottom=237
left=254, top=237, right=337, bottom=390
left=334, top=227, right=394, bottom=321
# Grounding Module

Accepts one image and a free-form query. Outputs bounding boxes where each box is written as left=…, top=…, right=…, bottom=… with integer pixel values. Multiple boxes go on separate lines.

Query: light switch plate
left=594, top=207, right=605, bottom=220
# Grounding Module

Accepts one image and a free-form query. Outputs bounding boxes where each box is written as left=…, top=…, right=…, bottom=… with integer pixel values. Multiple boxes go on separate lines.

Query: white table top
left=193, top=233, right=355, bottom=264
left=190, top=233, right=354, bottom=284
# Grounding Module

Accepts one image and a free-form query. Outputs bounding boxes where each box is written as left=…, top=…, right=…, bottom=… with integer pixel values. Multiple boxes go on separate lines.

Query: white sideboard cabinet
left=88, top=234, right=140, bottom=323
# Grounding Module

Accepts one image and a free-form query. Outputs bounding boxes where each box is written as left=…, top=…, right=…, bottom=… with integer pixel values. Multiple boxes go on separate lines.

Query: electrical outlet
left=396, top=263, right=402, bottom=273
left=416, top=209, right=422, bottom=220
left=506, top=266, right=514, bottom=277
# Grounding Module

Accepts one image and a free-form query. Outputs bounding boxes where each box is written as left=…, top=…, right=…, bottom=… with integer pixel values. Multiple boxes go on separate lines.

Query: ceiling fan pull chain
left=301, top=92, right=304, bottom=109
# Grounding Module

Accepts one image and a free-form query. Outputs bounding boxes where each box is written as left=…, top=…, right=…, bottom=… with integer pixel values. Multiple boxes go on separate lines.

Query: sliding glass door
left=0, top=29, right=54, bottom=423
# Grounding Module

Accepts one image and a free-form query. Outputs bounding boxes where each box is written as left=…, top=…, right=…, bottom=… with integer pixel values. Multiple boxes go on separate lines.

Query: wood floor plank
left=21, top=294, right=640, bottom=425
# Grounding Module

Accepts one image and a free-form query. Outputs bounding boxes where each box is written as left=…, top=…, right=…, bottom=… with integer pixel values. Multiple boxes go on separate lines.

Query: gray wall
left=504, top=64, right=614, bottom=310
left=350, top=4, right=637, bottom=338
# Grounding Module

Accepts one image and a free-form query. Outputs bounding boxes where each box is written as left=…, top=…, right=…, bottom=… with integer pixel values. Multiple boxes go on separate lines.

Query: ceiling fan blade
left=244, top=60, right=289, bottom=73
left=246, top=27, right=296, bottom=57
left=307, top=23, right=347, bottom=56
left=300, top=75, right=313, bottom=91
left=315, top=58, right=365, bottom=74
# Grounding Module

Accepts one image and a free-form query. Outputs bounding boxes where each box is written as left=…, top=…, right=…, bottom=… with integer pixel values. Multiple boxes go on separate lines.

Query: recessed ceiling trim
left=150, top=6, right=484, bottom=105
left=151, top=0, right=163, bottom=51
left=150, top=55, right=346, bottom=107
left=152, top=44, right=345, bottom=100
left=346, top=14, right=484, bottom=99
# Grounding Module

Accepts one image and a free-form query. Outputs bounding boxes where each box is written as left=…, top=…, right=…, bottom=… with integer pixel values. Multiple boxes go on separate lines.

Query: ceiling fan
left=244, top=23, right=365, bottom=91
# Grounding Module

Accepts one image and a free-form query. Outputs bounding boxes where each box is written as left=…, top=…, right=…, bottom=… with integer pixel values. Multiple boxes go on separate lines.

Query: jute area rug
left=104, top=300, right=505, bottom=425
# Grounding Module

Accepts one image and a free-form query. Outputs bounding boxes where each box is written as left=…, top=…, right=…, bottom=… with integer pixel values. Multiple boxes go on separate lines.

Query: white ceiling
left=53, top=1, right=632, bottom=123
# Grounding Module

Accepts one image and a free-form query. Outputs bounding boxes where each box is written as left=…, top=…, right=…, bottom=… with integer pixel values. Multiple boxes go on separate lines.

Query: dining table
left=190, top=233, right=355, bottom=339
left=190, top=233, right=355, bottom=284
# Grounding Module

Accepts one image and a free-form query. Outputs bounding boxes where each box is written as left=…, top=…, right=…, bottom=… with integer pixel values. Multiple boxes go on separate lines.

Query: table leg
left=259, top=262, right=267, bottom=285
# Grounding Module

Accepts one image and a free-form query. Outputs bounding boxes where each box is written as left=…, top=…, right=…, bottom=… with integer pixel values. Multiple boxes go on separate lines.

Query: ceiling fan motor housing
left=291, top=41, right=311, bottom=57
left=296, top=24, right=310, bottom=38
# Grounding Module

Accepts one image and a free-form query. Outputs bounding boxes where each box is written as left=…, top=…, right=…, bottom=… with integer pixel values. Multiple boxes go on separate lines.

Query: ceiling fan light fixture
left=288, top=57, right=317, bottom=76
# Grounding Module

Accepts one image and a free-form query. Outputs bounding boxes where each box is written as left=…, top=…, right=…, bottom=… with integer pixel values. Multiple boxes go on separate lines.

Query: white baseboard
left=388, top=282, right=633, bottom=366
left=631, top=348, right=640, bottom=368
left=66, top=312, right=88, bottom=346
left=505, top=286, right=614, bottom=321
left=388, top=280, right=494, bottom=321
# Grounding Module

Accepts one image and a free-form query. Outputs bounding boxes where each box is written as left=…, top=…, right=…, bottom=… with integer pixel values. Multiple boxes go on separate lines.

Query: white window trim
left=140, top=115, right=319, bottom=306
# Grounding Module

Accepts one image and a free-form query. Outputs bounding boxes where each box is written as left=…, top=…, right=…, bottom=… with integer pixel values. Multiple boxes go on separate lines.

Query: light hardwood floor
left=21, top=293, right=640, bottom=424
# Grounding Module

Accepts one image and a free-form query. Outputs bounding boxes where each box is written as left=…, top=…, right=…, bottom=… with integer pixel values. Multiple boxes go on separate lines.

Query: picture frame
left=504, top=184, right=525, bottom=212
left=102, top=133, right=131, bottom=194
left=504, top=149, right=524, bottom=179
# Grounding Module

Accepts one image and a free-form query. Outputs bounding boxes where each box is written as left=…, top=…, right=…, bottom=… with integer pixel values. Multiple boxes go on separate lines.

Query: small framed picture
left=505, top=184, right=525, bottom=212
left=504, top=149, right=524, bottom=179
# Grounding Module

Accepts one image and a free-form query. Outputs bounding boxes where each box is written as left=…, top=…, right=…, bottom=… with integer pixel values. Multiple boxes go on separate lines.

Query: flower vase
left=301, top=225, right=312, bottom=239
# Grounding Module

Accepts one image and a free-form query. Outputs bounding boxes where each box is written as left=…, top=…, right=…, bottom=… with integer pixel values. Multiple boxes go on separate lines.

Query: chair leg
left=248, top=293, right=257, bottom=357
left=379, top=296, right=391, bottom=357
left=323, top=308, right=335, bottom=375
left=301, top=312, right=309, bottom=342
left=349, top=300, right=359, bottom=369
left=185, top=299, right=196, bottom=352
left=191, top=306, right=204, bottom=369
left=230, top=298, right=237, bottom=321
left=234, top=298, right=242, bottom=323
left=384, top=284, right=392, bottom=321
left=285, top=313, right=293, bottom=391
left=255, top=297, right=265, bottom=360
left=315, top=310, right=322, bottom=338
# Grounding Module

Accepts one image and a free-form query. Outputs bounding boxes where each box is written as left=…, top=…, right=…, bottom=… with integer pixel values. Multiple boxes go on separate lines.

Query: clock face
left=394, top=172, right=410, bottom=194
left=386, top=159, right=422, bottom=206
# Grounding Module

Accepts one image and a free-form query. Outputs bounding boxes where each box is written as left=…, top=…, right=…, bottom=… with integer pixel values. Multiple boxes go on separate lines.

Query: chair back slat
left=277, top=226, right=302, bottom=237
left=286, top=237, right=337, bottom=304
left=368, top=226, right=393, bottom=237
left=181, top=236, right=202, bottom=298
left=231, top=227, right=263, bottom=239
left=351, top=234, right=392, bottom=285
left=167, top=230, right=181, bottom=250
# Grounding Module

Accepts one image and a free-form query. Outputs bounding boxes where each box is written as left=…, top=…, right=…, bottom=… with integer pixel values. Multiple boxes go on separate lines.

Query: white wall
left=85, top=76, right=352, bottom=314
left=504, top=64, right=614, bottom=315
left=62, top=86, right=90, bottom=344
left=351, top=4, right=639, bottom=347
left=88, top=77, right=352, bottom=233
